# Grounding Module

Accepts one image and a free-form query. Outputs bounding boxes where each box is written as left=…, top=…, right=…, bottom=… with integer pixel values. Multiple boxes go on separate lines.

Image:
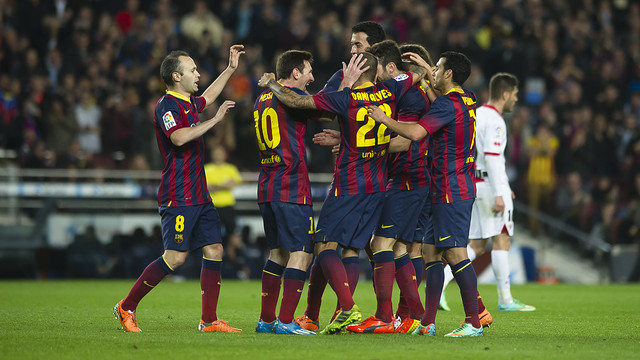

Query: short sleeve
left=312, top=90, right=350, bottom=115
left=483, top=120, right=507, bottom=155
left=396, top=88, right=426, bottom=123
left=381, top=73, right=414, bottom=100
left=156, top=99, right=186, bottom=138
left=321, top=69, right=343, bottom=93
left=194, top=96, right=206, bottom=113
left=417, top=96, right=454, bottom=134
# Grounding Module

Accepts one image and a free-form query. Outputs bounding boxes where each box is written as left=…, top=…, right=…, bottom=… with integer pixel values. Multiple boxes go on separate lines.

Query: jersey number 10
left=254, top=108, right=280, bottom=150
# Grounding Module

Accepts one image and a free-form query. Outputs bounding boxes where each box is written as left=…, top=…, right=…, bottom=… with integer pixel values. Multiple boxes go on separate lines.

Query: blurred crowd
left=2, top=0, right=640, bottom=262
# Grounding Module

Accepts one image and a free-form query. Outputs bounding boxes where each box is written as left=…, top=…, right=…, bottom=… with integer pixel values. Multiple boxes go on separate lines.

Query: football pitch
left=0, top=280, right=638, bottom=359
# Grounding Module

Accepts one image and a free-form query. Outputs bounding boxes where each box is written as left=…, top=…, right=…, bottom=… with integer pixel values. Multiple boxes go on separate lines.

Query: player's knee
left=202, top=243, right=224, bottom=260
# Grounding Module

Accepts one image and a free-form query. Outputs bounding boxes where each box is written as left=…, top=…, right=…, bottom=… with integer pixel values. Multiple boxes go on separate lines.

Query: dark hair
left=439, top=51, right=471, bottom=86
left=356, top=52, right=379, bottom=82
left=369, top=40, right=406, bottom=72
left=276, top=50, right=314, bottom=80
left=160, top=50, right=190, bottom=87
left=489, top=72, right=519, bottom=100
left=351, top=21, right=386, bottom=46
left=400, top=43, right=434, bottom=67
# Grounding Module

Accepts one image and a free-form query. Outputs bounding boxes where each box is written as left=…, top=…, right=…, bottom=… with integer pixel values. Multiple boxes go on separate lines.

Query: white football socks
left=491, top=250, right=513, bottom=305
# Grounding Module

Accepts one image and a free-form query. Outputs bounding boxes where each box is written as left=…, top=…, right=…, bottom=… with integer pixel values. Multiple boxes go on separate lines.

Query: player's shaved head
left=356, top=52, right=379, bottom=82
left=489, top=73, right=519, bottom=101
left=160, top=50, right=190, bottom=87
left=276, top=50, right=314, bottom=81
left=400, top=43, right=434, bottom=67
left=369, top=40, right=406, bottom=72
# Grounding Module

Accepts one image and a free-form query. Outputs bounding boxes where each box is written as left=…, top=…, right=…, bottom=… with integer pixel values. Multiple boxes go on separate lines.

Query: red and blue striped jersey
left=153, top=91, right=210, bottom=207
left=417, top=88, right=477, bottom=204
left=312, top=73, right=414, bottom=196
left=253, top=86, right=312, bottom=205
left=387, top=83, right=431, bottom=191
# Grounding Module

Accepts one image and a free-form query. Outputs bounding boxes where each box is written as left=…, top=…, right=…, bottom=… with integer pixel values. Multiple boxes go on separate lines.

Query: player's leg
left=413, top=243, right=443, bottom=336
left=392, top=241, right=423, bottom=321
left=493, top=233, right=535, bottom=311
left=115, top=206, right=194, bottom=332
left=197, top=203, right=241, bottom=333
left=276, top=250, right=315, bottom=335
left=329, top=247, right=360, bottom=323
left=443, top=246, right=482, bottom=335
left=257, top=248, right=287, bottom=332
left=256, top=203, right=286, bottom=332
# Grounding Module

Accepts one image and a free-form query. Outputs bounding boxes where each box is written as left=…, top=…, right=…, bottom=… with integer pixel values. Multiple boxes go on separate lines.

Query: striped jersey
left=322, top=69, right=343, bottom=92
left=154, top=91, right=210, bottom=207
left=312, top=73, right=414, bottom=196
left=417, top=88, right=477, bottom=204
left=387, top=83, right=431, bottom=191
left=253, top=86, right=312, bottom=204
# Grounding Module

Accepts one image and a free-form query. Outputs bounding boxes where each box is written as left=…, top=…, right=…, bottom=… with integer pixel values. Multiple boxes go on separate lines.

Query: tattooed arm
left=257, top=73, right=317, bottom=109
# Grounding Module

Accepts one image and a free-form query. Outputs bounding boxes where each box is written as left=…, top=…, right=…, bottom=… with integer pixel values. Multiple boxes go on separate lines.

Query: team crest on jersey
left=393, top=73, right=409, bottom=82
left=163, top=111, right=176, bottom=130
left=174, top=234, right=183, bottom=243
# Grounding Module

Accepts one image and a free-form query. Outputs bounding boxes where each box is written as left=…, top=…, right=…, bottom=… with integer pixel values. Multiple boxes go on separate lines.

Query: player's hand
left=258, top=73, right=276, bottom=88
left=402, top=52, right=435, bottom=82
left=341, top=53, right=370, bottom=89
left=312, top=129, right=341, bottom=146
left=215, top=100, right=236, bottom=120
left=228, top=45, right=245, bottom=70
left=366, top=105, right=386, bottom=123
left=511, top=190, right=515, bottom=199
left=493, top=196, right=505, bottom=215
left=331, top=144, right=340, bottom=156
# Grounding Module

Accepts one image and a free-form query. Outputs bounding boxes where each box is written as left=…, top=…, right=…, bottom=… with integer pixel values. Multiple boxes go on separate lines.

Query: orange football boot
left=198, top=319, right=242, bottom=333
left=113, top=299, right=141, bottom=332
left=294, top=315, right=319, bottom=331
left=346, top=316, right=395, bottom=334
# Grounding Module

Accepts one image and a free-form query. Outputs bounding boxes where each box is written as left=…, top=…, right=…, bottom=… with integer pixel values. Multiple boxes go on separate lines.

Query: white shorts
left=468, top=180, right=514, bottom=239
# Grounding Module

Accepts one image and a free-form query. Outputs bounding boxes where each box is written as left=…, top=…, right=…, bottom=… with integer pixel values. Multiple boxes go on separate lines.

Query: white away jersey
left=475, top=104, right=510, bottom=196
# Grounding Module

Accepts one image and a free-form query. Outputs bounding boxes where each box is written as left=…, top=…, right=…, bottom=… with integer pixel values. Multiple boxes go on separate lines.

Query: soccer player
left=258, top=51, right=428, bottom=334
left=113, top=45, right=245, bottom=333
left=367, top=51, right=483, bottom=337
left=296, top=21, right=387, bottom=331
left=253, top=50, right=320, bottom=335
left=345, top=40, right=435, bottom=334
left=323, top=21, right=387, bottom=92
left=441, top=73, right=536, bottom=312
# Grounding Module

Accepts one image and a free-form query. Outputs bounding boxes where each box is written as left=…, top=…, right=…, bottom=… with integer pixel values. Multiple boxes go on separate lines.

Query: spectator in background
left=75, top=90, right=102, bottom=155
left=44, top=95, right=78, bottom=160
left=526, top=123, right=559, bottom=236
left=204, top=145, right=245, bottom=277
left=180, top=0, right=224, bottom=48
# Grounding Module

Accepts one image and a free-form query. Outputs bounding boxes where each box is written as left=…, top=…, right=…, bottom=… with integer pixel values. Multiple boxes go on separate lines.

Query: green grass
left=0, top=280, right=638, bottom=359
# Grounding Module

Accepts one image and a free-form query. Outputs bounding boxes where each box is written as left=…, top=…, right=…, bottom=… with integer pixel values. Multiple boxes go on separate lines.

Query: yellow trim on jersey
left=445, top=88, right=464, bottom=95
left=354, top=82, right=375, bottom=89
left=166, top=90, right=191, bottom=103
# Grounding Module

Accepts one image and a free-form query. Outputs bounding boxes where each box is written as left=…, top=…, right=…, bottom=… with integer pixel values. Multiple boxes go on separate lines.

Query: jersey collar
left=354, top=81, right=374, bottom=90
left=166, top=90, right=191, bottom=103
left=444, top=88, right=464, bottom=95
left=482, top=104, right=501, bottom=114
